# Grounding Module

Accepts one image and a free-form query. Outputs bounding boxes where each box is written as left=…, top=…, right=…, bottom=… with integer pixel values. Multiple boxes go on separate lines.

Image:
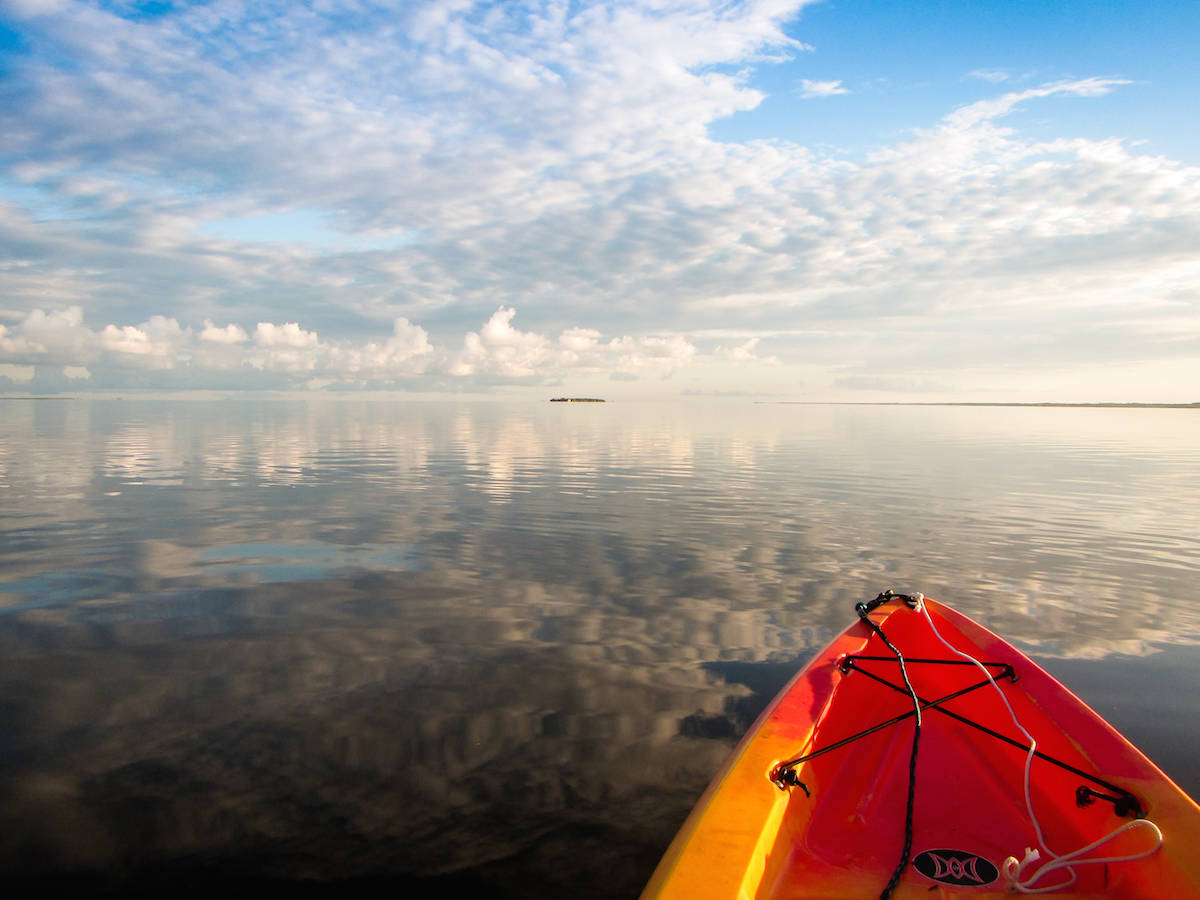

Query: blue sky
left=1, top=0, right=1198, bottom=399
left=714, top=1, right=1200, bottom=161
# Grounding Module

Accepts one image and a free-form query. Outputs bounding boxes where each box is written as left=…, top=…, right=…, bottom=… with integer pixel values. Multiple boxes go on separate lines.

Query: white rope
left=1001, top=818, right=1163, bottom=894
left=914, top=598, right=1163, bottom=893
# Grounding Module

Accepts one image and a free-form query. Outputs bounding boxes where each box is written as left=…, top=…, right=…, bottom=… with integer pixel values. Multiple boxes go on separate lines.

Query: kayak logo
left=912, top=849, right=999, bottom=886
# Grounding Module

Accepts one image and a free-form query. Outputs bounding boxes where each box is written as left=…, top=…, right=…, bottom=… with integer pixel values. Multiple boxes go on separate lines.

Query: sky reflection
left=1, top=397, right=1198, bottom=894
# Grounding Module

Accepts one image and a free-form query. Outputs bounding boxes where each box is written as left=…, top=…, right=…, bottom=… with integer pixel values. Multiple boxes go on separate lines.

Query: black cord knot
left=769, top=764, right=811, bottom=796
left=1076, top=785, right=1144, bottom=819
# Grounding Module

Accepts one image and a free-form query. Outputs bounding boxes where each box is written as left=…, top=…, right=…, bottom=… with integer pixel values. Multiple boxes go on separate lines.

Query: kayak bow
left=642, top=592, right=1200, bottom=898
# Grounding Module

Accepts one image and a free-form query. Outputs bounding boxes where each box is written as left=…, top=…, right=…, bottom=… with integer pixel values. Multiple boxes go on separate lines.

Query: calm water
left=1, top=397, right=1198, bottom=896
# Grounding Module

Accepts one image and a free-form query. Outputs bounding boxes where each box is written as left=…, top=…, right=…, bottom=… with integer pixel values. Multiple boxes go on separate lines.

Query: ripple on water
left=1, top=399, right=1199, bottom=895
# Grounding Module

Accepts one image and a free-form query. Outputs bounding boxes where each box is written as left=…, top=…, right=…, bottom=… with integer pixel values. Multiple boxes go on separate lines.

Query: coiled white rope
left=1001, top=818, right=1163, bottom=894
left=912, top=596, right=1163, bottom=893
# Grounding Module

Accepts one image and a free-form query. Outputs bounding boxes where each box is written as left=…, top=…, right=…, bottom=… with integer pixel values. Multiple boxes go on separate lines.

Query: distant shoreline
left=761, top=401, right=1200, bottom=409
left=1, top=395, right=1193, bottom=409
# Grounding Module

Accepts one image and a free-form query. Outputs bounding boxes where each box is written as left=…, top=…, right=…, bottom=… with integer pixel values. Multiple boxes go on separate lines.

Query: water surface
left=1, top=397, right=1198, bottom=896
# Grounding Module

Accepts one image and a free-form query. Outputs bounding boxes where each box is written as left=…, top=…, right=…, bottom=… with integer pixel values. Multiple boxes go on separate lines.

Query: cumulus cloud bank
left=1, top=1, right=1198, bottom=397
left=0, top=305, right=704, bottom=388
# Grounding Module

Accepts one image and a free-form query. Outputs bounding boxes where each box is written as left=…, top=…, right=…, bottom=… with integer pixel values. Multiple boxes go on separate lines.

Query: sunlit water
left=1, top=396, right=1198, bottom=896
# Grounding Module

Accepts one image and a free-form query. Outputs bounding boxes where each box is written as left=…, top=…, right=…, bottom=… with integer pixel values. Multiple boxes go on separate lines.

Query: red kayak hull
left=642, top=595, right=1200, bottom=898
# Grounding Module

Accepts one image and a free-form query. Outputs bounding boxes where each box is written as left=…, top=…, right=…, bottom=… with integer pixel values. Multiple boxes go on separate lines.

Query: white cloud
left=0, top=4, right=1197, bottom=399
left=608, top=335, right=697, bottom=371
left=342, top=318, right=435, bottom=377
left=99, top=324, right=156, bottom=356
left=716, top=338, right=780, bottom=364
left=4, top=306, right=91, bottom=360
left=0, top=363, right=35, bottom=383
left=98, top=316, right=188, bottom=368
left=799, top=78, right=849, bottom=98
left=0, top=305, right=710, bottom=388
left=559, top=328, right=603, bottom=354
left=448, top=308, right=699, bottom=380
left=452, top=307, right=551, bottom=377
left=1, top=307, right=191, bottom=371
left=0, top=0, right=68, bottom=20
left=200, top=321, right=249, bottom=344
left=940, top=77, right=1130, bottom=130
left=254, top=322, right=320, bottom=349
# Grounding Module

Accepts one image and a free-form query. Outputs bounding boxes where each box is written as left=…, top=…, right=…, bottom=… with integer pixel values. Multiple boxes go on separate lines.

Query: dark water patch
left=1036, top=644, right=1200, bottom=800
left=700, top=653, right=819, bottom=731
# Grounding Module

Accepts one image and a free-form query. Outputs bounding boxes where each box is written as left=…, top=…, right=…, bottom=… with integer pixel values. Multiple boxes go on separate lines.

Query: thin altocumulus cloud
left=0, top=0, right=1198, bottom=400
left=799, top=78, right=850, bottom=98
left=969, top=69, right=1012, bottom=83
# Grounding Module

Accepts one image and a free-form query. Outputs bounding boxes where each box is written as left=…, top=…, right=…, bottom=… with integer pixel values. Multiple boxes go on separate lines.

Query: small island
left=550, top=397, right=605, bottom=402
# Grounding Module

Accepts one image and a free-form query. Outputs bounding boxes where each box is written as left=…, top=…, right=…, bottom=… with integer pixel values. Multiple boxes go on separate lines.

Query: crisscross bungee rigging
left=642, top=590, right=1197, bottom=899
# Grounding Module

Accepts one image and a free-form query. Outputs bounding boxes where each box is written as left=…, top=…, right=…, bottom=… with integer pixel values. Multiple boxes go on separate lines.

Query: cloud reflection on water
left=1, top=397, right=1198, bottom=894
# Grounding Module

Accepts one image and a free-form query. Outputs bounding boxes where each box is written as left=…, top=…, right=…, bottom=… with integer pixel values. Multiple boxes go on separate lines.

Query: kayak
left=641, top=591, right=1200, bottom=898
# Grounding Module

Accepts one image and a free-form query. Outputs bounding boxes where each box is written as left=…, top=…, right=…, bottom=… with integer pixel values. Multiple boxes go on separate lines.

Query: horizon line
left=759, top=401, right=1200, bottom=409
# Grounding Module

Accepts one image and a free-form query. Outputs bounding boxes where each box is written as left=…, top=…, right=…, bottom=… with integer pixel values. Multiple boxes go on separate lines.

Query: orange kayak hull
left=642, top=596, right=1200, bottom=898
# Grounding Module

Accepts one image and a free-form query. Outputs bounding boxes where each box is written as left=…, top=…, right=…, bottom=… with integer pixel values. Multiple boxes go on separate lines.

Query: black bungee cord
left=854, top=591, right=924, bottom=900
